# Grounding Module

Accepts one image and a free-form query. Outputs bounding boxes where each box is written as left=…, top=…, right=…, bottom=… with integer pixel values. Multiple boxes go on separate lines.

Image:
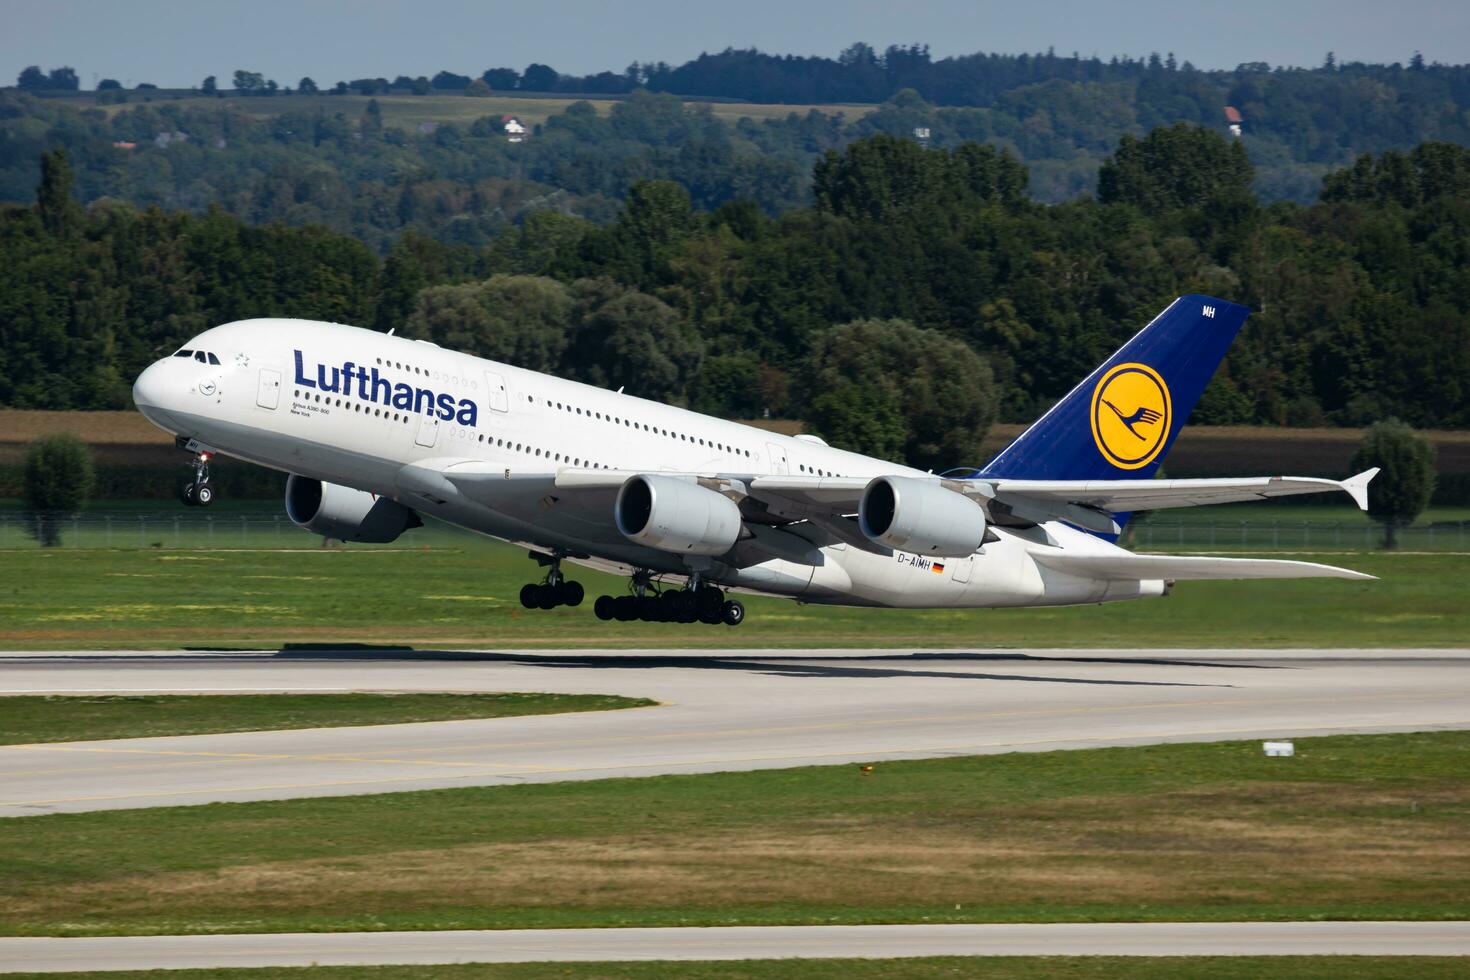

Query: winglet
left=1342, top=468, right=1379, bottom=511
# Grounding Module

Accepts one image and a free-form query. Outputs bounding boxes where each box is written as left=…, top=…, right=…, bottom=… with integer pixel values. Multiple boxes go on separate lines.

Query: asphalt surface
left=3, top=922, right=1468, bottom=971
left=2, top=647, right=1468, bottom=817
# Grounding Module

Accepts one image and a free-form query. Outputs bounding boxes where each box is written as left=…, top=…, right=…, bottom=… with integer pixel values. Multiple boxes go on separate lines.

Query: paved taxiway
left=2, top=647, right=1467, bottom=817
left=4, top=922, right=1469, bottom=971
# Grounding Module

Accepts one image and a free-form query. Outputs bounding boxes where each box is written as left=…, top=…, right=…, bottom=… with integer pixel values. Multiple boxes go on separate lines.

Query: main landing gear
left=179, top=451, right=215, bottom=507
left=592, top=571, right=745, bottom=627
left=518, top=552, right=585, bottom=610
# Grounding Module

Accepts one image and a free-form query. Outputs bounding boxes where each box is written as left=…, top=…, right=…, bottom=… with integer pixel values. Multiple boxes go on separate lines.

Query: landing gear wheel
left=520, top=583, right=540, bottom=609
left=614, top=595, right=638, bottom=622
left=594, top=595, right=615, bottom=621
left=536, top=584, right=560, bottom=610
left=179, top=450, right=214, bottom=508
left=560, top=581, right=585, bottom=607
left=721, top=599, right=745, bottom=626
left=696, top=587, right=723, bottom=619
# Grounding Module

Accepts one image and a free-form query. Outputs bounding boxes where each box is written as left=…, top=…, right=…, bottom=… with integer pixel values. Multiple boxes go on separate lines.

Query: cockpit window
left=194, top=351, right=207, bottom=363
left=206, top=352, right=221, bottom=365
left=173, top=350, right=193, bottom=358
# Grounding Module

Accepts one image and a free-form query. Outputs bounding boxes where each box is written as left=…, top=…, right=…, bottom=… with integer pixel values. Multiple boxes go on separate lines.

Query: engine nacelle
left=858, top=475, right=987, bottom=557
left=615, top=474, right=742, bottom=556
left=285, top=475, right=420, bottom=543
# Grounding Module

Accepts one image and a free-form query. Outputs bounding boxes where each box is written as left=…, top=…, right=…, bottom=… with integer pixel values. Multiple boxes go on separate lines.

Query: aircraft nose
left=132, top=360, right=180, bottom=431
left=132, top=360, right=167, bottom=409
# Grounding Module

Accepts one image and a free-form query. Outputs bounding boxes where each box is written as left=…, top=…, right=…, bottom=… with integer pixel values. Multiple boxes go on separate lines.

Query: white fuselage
left=132, top=318, right=1161, bottom=610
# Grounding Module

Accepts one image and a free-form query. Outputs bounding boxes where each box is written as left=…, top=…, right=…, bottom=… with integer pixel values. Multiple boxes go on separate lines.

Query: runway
left=2, top=647, right=1468, bottom=817
left=4, top=922, right=1469, bottom=970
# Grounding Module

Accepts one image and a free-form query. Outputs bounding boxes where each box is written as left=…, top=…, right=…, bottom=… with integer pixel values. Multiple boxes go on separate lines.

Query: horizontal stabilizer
left=1032, top=551, right=1375, bottom=582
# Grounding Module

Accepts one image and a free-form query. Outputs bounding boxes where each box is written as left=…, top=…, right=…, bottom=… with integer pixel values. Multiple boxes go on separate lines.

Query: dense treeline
left=0, top=90, right=811, bottom=250
left=7, top=44, right=1470, bottom=241
left=4, top=132, right=1469, bottom=473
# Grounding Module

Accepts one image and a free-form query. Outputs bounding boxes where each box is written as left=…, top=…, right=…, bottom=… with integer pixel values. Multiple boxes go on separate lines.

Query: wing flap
left=1032, top=551, right=1375, bottom=582
left=746, top=475, right=869, bottom=519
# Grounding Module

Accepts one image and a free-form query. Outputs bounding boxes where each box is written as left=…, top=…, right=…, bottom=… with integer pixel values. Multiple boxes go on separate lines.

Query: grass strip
left=2, top=958, right=1467, bottom=980
left=2, top=732, right=1467, bottom=936
left=0, top=693, right=654, bottom=745
left=1, top=546, right=1464, bottom=649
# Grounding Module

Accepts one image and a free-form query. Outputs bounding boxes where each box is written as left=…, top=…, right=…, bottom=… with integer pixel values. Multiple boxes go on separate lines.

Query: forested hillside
left=5, top=129, right=1468, bottom=470
left=5, top=44, right=1470, bottom=242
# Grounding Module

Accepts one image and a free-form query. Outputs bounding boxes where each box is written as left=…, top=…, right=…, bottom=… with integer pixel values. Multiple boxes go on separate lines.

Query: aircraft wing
left=1031, top=551, right=1375, bottom=581
left=982, top=469, right=1378, bottom=515
left=410, top=462, right=1376, bottom=542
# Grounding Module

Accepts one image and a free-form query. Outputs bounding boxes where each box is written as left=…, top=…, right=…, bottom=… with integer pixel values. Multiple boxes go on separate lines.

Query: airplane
left=131, top=294, right=1377, bottom=627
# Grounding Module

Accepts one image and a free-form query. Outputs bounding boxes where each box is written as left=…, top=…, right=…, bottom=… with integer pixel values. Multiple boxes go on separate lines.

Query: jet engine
left=615, top=474, right=742, bottom=556
left=285, top=475, right=421, bottom=543
left=858, top=475, right=987, bottom=557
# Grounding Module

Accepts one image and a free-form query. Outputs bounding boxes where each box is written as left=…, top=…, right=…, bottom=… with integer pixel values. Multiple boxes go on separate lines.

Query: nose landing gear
left=518, top=552, right=585, bottom=610
left=180, top=451, right=215, bottom=507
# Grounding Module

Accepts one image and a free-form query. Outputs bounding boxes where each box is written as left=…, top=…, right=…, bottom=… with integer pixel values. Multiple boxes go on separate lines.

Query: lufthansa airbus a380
left=132, top=294, right=1376, bottom=627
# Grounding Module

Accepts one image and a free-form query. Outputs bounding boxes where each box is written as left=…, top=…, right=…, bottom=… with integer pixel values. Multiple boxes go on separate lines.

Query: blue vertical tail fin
left=979, top=295, right=1249, bottom=482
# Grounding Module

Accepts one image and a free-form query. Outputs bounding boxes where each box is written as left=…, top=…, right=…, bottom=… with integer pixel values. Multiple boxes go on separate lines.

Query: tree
left=200, top=75, right=217, bottom=95
left=482, top=67, right=519, bottom=90
left=803, top=319, right=997, bottom=471
left=1098, top=124, right=1254, bottom=214
left=431, top=70, right=472, bottom=90
left=360, top=99, right=382, bottom=140
left=1350, top=420, right=1436, bottom=548
left=520, top=63, right=559, bottom=91
left=465, top=78, right=491, bottom=97
left=407, top=275, right=573, bottom=372
left=98, top=78, right=122, bottom=91
left=298, top=76, right=318, bottom=94
left=563, top=279, right=703, bottom=403
left=46, top=67, right=80, bottom=90
left=37, top=148, right=81, bottom=237
left=17, top=66, right=46, bottom=91
left=23, top=434, right=95, bottom=547
left=232, top=69, right=265, bottom=94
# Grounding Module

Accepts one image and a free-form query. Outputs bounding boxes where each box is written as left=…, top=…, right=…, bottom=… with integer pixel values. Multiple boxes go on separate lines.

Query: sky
left=3, top=0, right=1469, bottom=90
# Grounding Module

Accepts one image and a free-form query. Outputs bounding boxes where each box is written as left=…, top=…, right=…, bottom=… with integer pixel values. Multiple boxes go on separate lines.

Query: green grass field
left=2, top=732, right=1465, bottom=936
left=0, top=535, right=1462, bottom=649
left=77, top=92, right=875, bottom=129
left=3, top=959, right=1465, bottom=980
left=0, top=693, right=651, bottom=745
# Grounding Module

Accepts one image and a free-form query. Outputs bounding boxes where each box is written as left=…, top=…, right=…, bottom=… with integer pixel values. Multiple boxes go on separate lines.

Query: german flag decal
left=932, top=562, right=946, bottom=574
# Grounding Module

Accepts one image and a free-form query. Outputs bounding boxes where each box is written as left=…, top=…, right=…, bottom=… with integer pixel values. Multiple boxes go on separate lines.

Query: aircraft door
left=484, top=371, right=509, bottom=412
left=766, top=443, right=788, bottom=475
left=256, top=369, right=281, bottom=409
left=415, top=413, right=439, bottom=448
left=952, top=557, right=973, bottom=584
